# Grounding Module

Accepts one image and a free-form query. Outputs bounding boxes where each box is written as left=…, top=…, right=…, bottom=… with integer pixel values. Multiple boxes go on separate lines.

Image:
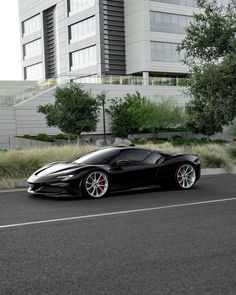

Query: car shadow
left=28, top=193, right=85, bottom=202
left=28, top=184, right=200, bottom=201
left=110, top=186, right=163, bottom=197
left=108, top=184, right=201, bottom=200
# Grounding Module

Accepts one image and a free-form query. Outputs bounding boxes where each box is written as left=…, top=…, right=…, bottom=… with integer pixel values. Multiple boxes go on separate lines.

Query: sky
left=0, top=0, right=22, bottom=80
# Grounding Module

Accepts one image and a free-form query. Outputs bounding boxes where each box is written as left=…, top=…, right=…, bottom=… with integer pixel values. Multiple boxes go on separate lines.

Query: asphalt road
left=1, top=175, right=236, bottom=295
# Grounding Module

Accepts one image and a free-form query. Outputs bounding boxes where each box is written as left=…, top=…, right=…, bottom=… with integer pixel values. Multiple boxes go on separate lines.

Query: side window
left=144, top=151, right=162, bottom=164
left=115, top=149, right=151, bottom=163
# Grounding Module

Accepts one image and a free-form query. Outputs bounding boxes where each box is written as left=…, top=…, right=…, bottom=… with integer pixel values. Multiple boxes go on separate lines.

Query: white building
left=19, top=0, right=208, bottom=83
left=0, top=0, right=229, bottom=138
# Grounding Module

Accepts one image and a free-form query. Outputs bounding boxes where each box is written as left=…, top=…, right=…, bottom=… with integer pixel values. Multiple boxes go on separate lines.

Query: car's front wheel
left=175, top=163, right=196, bottom=190
left=82, top=171, right=110, bottom=198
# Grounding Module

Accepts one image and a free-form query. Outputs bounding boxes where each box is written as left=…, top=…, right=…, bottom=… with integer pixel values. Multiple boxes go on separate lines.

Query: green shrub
left=134, top=138, right=169, bottom=145
left=148, top=138, right=169, bottom=144
left=159, top=127, right=193, bottom=132
left=54, top=133, right=78, bottom=140
left=171, top=136, right=201, bottom=146
left=142, top=98, right=185, bottom=134
left=107, top=93, right=185, bottom=137
left=21, top=134, right=54, bottom=142
left=170, top=136, right=228, bottom=146
left=211, top=139, right=228, bottom=144
left=35, top=134, right=54, bottom=142
left=22, top=134, right=33, bottom=140
left=133, top=138, right=148, bottom=145
left=227, top=144, right=236, bottom=159
left=54, top=133, right=68, bottom=140
left=68, top=134, right=78, bottom=140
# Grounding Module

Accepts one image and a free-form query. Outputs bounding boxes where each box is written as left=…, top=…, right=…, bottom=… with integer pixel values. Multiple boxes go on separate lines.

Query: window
left=151, top=0, right=197, bottom=7
left=151, top=42, right=184, bottom=63
left=69, top=0, right=95, bottom=15
left=151, top=0, right=229, bottom=7
left=115, top=149, right=151, bottom=163
left=74, top=149, right=118, bottom=164
left=145, top=151, right=162, bottom=164
left=23, top=39, right=42, bottom=59
left=22, top=14, right=41, bottom=36
left=25, top=63, right=43, bottom=81
left=150, top=11, right=192, bottom=35
left=70, top=46, right=97, bottom=70
left=69, top=16, right=96, bottom=43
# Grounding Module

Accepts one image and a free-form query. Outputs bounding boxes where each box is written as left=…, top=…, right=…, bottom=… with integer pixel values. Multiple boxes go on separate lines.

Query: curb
left=201, top=168, right=236, bottom=176
left=0, top=188, right=26, bottom=193
left=0, top=167, right=235, bottom=193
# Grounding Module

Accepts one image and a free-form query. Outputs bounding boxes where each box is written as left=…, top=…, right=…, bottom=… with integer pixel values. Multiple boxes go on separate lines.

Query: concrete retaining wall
left=0, top=136, right=53, bottom=149
left=0, top=83, right=188, bottom=137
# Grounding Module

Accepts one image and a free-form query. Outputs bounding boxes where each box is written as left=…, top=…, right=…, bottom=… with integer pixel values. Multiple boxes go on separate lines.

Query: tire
left=175, top=163, right=196, bottom=190
left=82, top=170, right=110, bottom=198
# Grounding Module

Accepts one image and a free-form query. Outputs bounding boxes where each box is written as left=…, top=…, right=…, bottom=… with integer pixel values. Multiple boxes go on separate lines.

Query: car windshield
left=73, top=148, right=118, bottom=165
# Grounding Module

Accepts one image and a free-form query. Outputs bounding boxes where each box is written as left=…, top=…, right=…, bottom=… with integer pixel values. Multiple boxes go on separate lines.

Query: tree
left=106, top=92, right=146, bottom=137
left=107, top=93, right=184, bottom=137
left=178, top=0, right=236, bottom=136
left=142, top=99, right=184, bottom=135
left=185, top=53, right=236, bottom=136
left=38, top=83, right=100, bottom=136
left=179, top=0, right=236, bottom=64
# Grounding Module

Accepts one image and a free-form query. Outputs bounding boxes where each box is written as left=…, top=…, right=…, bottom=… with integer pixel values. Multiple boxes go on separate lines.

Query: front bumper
left=27, top=181, right=81, bottom=197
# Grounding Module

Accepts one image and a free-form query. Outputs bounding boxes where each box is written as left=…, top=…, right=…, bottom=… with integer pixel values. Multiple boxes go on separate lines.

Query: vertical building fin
left=100, top=0, right=126, bottom=75
left=43, top=6, right=56, bottom=79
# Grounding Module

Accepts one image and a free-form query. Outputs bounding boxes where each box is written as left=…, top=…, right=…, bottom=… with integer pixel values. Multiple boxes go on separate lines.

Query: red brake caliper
left=177, top=174, right=182, bottom=180
left=99, top=176, right=105, bottom=192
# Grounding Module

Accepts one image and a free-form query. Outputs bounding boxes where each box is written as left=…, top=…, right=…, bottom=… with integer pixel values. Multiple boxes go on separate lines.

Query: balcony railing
left=1, top=73, right=187, bottom=107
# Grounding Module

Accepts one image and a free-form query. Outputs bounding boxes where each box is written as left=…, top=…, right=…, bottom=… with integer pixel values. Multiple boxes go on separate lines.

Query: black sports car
left=27, top=146, right=201, bottom=198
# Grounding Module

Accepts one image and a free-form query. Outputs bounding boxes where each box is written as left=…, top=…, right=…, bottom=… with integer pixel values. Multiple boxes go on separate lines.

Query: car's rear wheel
left=82, top=171, right=109, bottom=198
left=175, top=163, right=196, bottom=189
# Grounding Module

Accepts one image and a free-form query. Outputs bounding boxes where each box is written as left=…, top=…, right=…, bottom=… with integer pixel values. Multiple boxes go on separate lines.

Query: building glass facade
left=68, top=0, right=95, bottom=15
left=23, top=39, right=42, bottom=59
left=70, top=45, right=97, bottom=70
left=69, top=16, right=96, bottom=43
left=25, top=63, right=43, bottom=81
left=151, top=42, right=185, bottom=63
left=151, top=0, right=197, bottom=7
left=151, top=0, right=229, bottom=7
left=22, top=14, right=41, bottom=36
left=150, top=11, right=192, bottom=35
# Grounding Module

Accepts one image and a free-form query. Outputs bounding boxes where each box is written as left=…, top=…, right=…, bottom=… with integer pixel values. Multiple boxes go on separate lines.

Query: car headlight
left=55, top=175, right=74, bottom=181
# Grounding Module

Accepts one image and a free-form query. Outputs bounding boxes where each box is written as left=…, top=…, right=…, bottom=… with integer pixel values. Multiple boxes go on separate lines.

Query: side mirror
left=116, top=159, right=129, bottom=166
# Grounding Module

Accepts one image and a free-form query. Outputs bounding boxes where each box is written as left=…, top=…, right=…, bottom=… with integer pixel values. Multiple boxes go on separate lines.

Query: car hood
left=28, top=162, right=85, bottom=182
left=35, top=162, right=83, bottom=176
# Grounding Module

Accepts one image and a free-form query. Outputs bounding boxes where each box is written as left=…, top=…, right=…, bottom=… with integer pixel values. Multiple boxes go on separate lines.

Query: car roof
left=100, top=145, right=153, bottom=152
left=102, top=145, right=174, bottom=156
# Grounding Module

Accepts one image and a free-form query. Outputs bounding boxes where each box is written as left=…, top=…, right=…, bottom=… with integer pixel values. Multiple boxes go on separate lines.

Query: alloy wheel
left=85, top=171, right=109, bottom=198
left=176, top=164, right=196, bottom=189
